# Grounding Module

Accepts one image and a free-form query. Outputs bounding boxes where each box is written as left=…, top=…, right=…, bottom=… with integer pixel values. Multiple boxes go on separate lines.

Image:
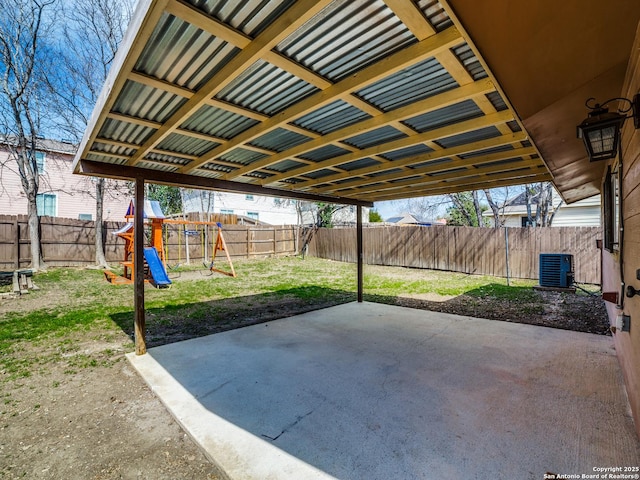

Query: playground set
left=104, top=200, right=235, bottom=287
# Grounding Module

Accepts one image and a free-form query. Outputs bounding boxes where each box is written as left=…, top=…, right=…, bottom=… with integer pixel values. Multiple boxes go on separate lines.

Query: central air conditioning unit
left=539, top=254, right=574, bottom=288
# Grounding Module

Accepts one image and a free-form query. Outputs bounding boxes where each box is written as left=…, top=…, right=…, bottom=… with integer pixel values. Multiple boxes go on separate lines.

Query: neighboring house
left=0, top=138, right=130, bottom=221
left=385, top=212, right=446, bottom=226
left=183, top=189, right=369, bottom=226
left=483, top=189, right=601, bottom=227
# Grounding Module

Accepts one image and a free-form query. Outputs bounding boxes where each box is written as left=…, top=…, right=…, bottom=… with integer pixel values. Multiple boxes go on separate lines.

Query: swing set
left=105, top=201, right=236, bottom=285
left=163, top=219, right=236, bottom=277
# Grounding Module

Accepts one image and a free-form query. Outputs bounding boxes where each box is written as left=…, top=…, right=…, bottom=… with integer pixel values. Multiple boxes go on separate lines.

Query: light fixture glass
left=577, top=95, right=640, bottom=161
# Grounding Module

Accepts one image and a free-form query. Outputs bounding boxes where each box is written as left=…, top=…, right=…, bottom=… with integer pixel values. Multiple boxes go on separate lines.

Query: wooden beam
left=382, top=0, right=436, bottom=40
left=291, top=132, right=528, bottom=190
left=129, top=70, right=194, bottom=98
left=229, top=78, right=496, bottom=181
left=268, top=108, right=513, bottom=186
left=107, top=112, right=162, bottom=130
left=75, top=0, right=170, bottom=171
left=165, top=0, right=251, bottom=48
left=336, top=158, right=544, bottom=196
left=78, top=159, right=373, bottom=207
left=310, top=146, right=538, bottom=193
left=181, top=26, right=464, bottom=174
left=134, top=178, right=146, bottom=355
left=127, top=0, right=334, bottom=166
left=262, top=50, right=332, bottom=89
left=357, top=205, right=363, bottom=303
left=361, top=171, right=552, bottom=201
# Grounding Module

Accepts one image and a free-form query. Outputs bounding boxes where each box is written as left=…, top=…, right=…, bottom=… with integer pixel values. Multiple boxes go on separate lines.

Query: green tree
left=369, top=209, right=383, bottom=222
left=146, top=184, right=183, bottom=215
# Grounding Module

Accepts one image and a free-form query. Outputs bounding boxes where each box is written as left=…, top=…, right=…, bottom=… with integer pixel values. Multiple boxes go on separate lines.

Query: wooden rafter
left=362, top=169, right=552, bottom=201
left=126, top=0, right=334, bottom=166
left=226, top=77, right=494, bottom=182
left=270, top=109, right=515, bottom=187
left=308, top=146, right=538, bottom=194
left=181, top=26, right=464, bottom=175
left=291, top=132, right=530, bottom=190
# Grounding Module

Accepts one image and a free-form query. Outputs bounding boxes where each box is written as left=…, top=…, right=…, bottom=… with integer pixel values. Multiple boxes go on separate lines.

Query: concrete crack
left=261, top=410, right=314, bottom=441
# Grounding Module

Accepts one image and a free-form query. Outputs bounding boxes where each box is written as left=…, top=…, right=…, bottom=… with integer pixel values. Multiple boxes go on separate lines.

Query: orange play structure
left=104, top=200, right=236, bottom=285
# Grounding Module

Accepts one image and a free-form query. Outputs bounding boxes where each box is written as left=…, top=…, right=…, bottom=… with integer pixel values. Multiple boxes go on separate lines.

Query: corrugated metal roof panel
left=458, top=144, right=514, bottom=159
left=86, top=153, right=128, bottom=165
left=201, top=162, right=234, bottom=174
left=435, top=126, right=501, bottom=149
left=134, top=13, right=239, bottom=91
left=415, top=0, right=453, bottom=32
left=343, top=125, right=407, bottom=149
left=336, top=157, right=381, bottom=171
left=97, top=119, right=156, bottom=145
left=429, top=166, right=468, bottom=176
left=303, top=168, right=339, bottom=180
left=112, top=80, right=187, bottom=123
left=366, top=168, right=404, bottom=177
left=277, top=0, right=416, bottom=82
left=143, top=152, right=191, bottom=166
left=180, top=106, right=259, bottom=139
left=216, top=60, right=318, bottom=115
left=219, top=147, right=269, bottom=166
left=486, top=91, right=508, bottom=111
left=355, top=58, right=457, bottom=112
left=185, top=0, right=296, bottom=37
left=266, top=159, right=308, bottom=173
left=453, top=43, right=487, bottom=81
left=292, top=100, right=371, bottom=135
left=156, top=133, right=219, bottom=156
left=381, top=144, right=435, bottom=161
left=409, top=157, right=452, bottom=169
left=91, top=143, right=136, bottom=157
left=298, top=144, right=352, bottom=162
left=248, top=127, right=312, bottom=152
left=403, top=99, right=484, bottom=133
left=136, top=161, right=180, bottom=172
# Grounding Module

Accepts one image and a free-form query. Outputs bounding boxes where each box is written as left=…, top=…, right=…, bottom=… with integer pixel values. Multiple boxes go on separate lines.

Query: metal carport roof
left=72, top=0, right=551, bottom=205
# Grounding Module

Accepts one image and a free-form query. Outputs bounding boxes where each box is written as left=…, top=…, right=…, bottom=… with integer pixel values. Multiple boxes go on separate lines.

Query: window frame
left=36, top=193, right=57, bottom=217
left=35, top=151, right=46, bottom=174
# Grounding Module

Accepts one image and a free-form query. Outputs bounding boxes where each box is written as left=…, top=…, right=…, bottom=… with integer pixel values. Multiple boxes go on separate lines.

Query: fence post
left=13, top=218, right=19, bottom=269
left=504, top=227, right=510, bottom=286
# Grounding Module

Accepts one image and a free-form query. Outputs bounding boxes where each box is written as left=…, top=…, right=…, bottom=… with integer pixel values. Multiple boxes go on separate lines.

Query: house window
left=603, top=165, right=621, bottom=252
left=220, top=209, right=234, bottom=214
left=78, top=213, right=92, bottom=221
left=521, top=217, right=533, bottom=227
left=36, top=193, right=56, bottom=217
left=247, top=212, right=259, bottom=220
left=245, top=194, right=254, bottom=201
left=35, top=151, right=46, bottom=174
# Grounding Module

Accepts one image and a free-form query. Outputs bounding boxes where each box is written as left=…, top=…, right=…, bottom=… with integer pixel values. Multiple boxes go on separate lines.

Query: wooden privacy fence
left=0, top=215, right=297, bottom=269
left=307, top=225, right=602, bottom=284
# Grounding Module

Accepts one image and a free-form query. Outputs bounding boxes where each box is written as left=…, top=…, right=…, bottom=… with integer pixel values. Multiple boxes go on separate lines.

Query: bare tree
left=447, top=192, right=486, bottom=226
left=524, top=182, right=562, bottom=227
left=0, top=0, right=58, bottom=271
left=53, top=0, right=133, bottom=267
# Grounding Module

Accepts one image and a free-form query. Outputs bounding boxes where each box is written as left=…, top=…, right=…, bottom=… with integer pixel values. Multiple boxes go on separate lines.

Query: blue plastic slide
left=143, top=247, right=172, bottom=288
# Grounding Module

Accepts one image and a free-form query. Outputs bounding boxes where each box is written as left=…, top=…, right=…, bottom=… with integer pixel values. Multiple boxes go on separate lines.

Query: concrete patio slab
left=127, top=302, right=640, bottom=480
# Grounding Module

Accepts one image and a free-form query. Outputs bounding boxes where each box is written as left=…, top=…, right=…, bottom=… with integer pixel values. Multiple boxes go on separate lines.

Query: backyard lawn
left=0, top=256, right=608, bottom=479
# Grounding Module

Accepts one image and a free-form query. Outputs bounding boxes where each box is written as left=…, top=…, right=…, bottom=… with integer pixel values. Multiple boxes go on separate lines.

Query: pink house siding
left=0, top=142, right=130, bottom=221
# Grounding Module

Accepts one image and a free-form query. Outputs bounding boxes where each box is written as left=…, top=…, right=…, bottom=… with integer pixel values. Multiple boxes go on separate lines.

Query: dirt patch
left=381, top=289, right=610, bottom=335
left=1, top=330, right=225, bottom=480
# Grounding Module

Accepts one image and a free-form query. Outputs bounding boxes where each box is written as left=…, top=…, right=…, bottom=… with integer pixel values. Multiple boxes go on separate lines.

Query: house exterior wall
left=0, top=145, right=130, bottom=221
left=602, top=20, right=640, bottom=437
left=485, top=195, right=601, bottom=227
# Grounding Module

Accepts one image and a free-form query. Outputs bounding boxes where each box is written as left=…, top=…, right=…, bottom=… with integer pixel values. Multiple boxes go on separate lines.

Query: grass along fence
left=0, top=215, right=298, bottom=269
left=307, top=225, right=602, bottom=284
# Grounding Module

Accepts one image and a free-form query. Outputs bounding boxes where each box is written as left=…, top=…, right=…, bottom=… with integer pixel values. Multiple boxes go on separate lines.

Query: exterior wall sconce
left=576, top=94, right=640, bottom=161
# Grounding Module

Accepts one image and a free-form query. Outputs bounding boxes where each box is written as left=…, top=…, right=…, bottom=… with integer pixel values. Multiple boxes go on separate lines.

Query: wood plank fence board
left=308, top=225, right=602, bottom=284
